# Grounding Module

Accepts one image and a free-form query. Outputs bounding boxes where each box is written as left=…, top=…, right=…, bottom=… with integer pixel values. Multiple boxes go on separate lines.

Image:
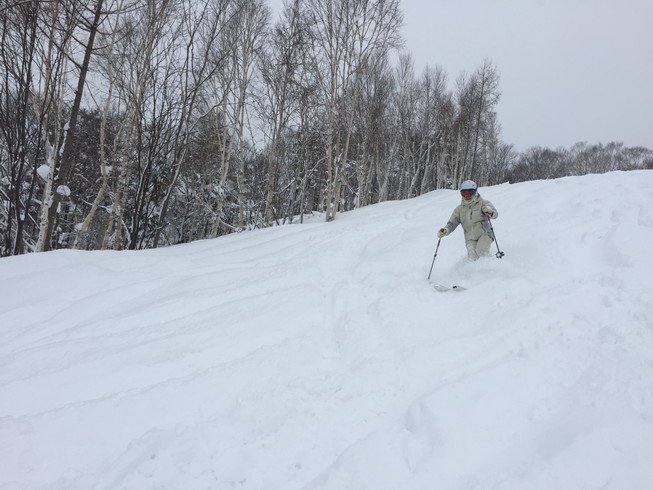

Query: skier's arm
left=444, top=207, right=461, bottom=234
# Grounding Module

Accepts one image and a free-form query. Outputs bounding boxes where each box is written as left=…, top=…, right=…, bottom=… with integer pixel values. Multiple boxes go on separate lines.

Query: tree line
left=1, top=0, right=651, bottom=256
left=505, top=142, right=653, bottom=183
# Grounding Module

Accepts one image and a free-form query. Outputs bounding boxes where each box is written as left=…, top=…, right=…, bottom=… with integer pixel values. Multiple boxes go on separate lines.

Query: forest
left=1, top=0, right=652, bottom=256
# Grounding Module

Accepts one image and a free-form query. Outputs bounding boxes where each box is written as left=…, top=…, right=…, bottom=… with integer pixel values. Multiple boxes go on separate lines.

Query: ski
left=433, top=285, right=467, bottom=292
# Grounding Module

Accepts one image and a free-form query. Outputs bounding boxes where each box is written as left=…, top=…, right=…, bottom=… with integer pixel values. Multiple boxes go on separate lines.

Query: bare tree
left=351, top=51, right=394, bottom=207
left=258, top=0, right=304, bottom=226
left=469, top=60, right=501, bottom=184
left=99, top=0, right=177, bottom=250
left=0, top=1, right=45, bottom=255
left=392, top=53, right=418, bottom=200
left=72, top=0, right=127, bottom=249
left=486, top=141, right=516, bottom=185
left=305, top=0, right=403, bottom=221
left=199, top=0, right=268, bottom=237
left=35, top=0, right=107, bottom=252
left=227, top=0, right=269, bottom=230
left=417, top=65, right=450, bottom=194
left=151, top=0, right=236, bottom=247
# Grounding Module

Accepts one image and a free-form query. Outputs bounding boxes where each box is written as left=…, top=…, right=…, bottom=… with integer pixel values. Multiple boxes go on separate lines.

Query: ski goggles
left=460, top=190, right=476, bottom=197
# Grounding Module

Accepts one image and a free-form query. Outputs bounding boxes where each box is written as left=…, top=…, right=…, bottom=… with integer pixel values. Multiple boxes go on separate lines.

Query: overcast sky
left=269, top=0, right=653, bottom=152
left=400, top=0, right=653, bottom=151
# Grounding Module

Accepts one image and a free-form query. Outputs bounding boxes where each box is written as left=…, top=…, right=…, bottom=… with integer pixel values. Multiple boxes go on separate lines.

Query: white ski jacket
left=444, top=193, right=498, bottom=242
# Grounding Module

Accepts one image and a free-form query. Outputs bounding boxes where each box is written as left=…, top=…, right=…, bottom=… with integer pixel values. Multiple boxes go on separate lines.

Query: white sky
left=269, top=0, right=653, bottom=152
left=401, top=0, right=653, bottom=151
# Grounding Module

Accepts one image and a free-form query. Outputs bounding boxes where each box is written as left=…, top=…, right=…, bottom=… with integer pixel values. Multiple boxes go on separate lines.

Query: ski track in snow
left=1, top=170, right=653, bottom=489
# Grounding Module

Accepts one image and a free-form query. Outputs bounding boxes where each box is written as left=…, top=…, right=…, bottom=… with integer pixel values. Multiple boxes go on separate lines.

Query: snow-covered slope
left=1, top=171, right=652, bottom=490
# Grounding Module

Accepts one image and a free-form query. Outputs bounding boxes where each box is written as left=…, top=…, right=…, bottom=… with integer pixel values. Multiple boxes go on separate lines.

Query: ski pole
left=486, top=215, right=505, bottom=259
left=427, top=238, right=442, bottom=280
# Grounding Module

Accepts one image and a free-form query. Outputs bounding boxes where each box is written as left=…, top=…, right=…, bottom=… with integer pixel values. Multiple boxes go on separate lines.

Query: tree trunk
left=37, top=0, right=104, bottom=252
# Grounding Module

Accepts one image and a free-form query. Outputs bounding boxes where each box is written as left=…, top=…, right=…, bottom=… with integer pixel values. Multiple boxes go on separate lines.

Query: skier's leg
left=476, top=234, right=493, bottom=258
left=466, top=239, right=480, bottom=261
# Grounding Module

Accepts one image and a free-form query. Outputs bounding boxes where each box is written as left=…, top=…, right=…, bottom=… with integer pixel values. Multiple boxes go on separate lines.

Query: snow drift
left=1, top=170, right=652, bottom=489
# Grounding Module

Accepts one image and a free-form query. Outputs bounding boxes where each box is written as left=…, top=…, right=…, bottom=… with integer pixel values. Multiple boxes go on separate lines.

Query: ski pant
left=465, top=234, right=493, bottom=261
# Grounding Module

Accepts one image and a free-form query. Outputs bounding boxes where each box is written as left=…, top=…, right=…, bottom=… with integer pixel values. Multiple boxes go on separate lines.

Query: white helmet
left=460, top=180, right=477, bottom=192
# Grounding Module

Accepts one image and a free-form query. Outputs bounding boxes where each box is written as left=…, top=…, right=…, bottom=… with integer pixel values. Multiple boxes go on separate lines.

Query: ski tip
left=433, top=284, right=467, bottom=292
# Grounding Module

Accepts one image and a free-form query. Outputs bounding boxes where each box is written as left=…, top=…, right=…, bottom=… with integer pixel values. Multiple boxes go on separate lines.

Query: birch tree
left=227, top=0, right=268, bottom=230
left=199, top=0, right=268, bottom=236
left=72, top=0, right=126, bottom=249
left=451, top=60, right=500, bottom=187
left=392, top=53, right=418, bottom=200
left=258, top=0, right=304, bottom=226
left=351, top=52, right=394, bottom=208
left=305, top=0, right=402, bottom=222
left=150, top=0, right=235, bottom=248
left=99, top=0, right=177, bottom=249
left=35, top=0, right=107, bottom=252
left=416, top=64, right=449, bottom=195
left=468, top=60, right=500, bottom=184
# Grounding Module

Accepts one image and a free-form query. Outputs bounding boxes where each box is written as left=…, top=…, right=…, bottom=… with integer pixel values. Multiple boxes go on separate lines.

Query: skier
left=437, top=180, right=499, bottom=261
